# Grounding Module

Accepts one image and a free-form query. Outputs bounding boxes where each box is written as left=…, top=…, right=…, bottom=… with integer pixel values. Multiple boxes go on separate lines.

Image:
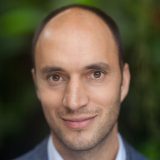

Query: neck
left=52, top=124, right=119, bottom=160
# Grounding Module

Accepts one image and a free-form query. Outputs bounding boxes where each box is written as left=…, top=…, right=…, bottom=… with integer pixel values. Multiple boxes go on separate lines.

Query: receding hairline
left=40, top=7, right=109, bottom=28
left=36, top=7, right=107, bottom=40
left=36, top=7, right=117, bottom=50
left=32, top=4, right=124, bottom=69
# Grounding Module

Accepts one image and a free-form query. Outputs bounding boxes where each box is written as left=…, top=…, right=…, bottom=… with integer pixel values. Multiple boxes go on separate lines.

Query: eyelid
left=47, top=71, right=65, bottom=76
left=88, top=68, right=107, bottom=74
left=86, top=69, right=107, bottom=79
left=48, top=74, right=62, bottom=81
left=46, top=72, right=68, bottom=82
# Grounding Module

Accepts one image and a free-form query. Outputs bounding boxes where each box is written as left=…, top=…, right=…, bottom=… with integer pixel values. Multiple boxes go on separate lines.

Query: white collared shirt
left=116, top=134, right=126, bottom=160
left=48, top=134, right=126, bottom=160
left=48, top=136, right=63, bottom=160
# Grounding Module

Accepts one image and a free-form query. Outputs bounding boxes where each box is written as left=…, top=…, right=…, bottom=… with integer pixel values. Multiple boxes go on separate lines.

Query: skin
left=32, top=8, right=130, bottom=160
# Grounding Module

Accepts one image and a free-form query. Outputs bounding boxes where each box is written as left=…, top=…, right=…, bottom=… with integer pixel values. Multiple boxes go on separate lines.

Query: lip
left=62, top=116, right=97, bottom=130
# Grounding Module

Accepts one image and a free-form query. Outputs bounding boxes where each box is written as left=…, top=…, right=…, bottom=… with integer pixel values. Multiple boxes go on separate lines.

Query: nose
left=62, top=77, right=89, bottom=111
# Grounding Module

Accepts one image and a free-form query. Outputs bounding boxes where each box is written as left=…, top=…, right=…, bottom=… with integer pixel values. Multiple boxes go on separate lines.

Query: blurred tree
left=0, top=0, right=159, bottom=159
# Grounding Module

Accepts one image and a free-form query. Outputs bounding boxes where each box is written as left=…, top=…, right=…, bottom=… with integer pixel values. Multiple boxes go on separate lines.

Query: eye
left=49, top=74, right=61, bottom=81
left=47, top=73, right=65, bottom=85
left=92, top=71, right=102, bottom=79
left=90, top=70, right=106, bottom=80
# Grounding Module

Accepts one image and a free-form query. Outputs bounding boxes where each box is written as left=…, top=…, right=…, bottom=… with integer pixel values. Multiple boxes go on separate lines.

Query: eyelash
left=46, top=70, right=106, bottom=86
left=47, top=73, right=65, bottom=85
left=88, top=70, right=106, bottom=80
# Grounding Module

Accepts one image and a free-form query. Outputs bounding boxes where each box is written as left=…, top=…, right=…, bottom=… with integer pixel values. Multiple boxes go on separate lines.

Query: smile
left=62, top=116, right=97, bottom=130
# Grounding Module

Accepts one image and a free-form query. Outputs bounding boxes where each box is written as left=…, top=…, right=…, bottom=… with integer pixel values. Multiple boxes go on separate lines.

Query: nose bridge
left=63, top=76, right=88, bottom=110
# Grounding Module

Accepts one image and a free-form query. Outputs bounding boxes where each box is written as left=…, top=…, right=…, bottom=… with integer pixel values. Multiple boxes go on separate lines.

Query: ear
left=120, top=63, right=130, bottom=102
left=31, top=68, right=37, bottom=88
left=31, top=68, right=41, bottom=100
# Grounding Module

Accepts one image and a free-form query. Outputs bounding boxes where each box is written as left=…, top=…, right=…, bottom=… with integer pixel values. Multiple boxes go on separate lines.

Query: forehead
left=35, top=8, right=119, bottom=71
left=36, top=8, right=117, bottom=49
left=41, top=8, right=112, bottom=34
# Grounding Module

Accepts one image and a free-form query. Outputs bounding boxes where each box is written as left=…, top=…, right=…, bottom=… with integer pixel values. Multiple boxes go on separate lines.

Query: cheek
left=37, top=88, right=63, bottom=119
left=88, top=82, right=121, bottom=107
left=38, top=90, right=64, bottom=131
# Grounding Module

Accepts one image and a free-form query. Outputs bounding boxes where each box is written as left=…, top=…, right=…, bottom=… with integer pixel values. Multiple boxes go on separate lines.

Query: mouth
left=62, top=115, right=97, bottom=130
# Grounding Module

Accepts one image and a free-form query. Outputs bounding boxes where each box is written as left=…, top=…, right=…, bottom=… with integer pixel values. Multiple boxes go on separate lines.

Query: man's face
left=33, top=9, right=130, bottom=151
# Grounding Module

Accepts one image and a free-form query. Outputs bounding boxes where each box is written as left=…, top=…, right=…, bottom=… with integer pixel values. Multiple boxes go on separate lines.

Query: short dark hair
left=32, top=4, right=124, bottom=69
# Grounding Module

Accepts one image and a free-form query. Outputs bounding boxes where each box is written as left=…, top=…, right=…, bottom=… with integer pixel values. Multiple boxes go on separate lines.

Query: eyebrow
left=40, top=62, right=111, bottom=75
left=41, top=66, right=65, bottom=75
left=85, top=62, right=111, bottom=71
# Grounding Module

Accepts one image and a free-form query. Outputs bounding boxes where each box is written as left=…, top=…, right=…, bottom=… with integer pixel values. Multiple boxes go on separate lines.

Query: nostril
left=62, top=92, right=89, bottom=111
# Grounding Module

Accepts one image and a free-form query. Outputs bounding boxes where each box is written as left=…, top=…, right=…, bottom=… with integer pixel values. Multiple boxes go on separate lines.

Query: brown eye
left=93, top=71, right=102, bottom=79
left=49, top=74, right=61, bottom=81
left=47, top=72, right=67, bottom=86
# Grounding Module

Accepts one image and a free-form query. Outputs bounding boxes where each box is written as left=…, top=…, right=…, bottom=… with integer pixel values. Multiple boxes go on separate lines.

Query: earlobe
left=120, top=63, right=130, bottom=102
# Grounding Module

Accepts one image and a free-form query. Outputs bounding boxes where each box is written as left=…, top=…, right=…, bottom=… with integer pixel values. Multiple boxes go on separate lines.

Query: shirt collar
left=48, top=136, right=63, bottom=160
left=115, top=134, right=126, bottom=160
left=48, top=134, right=126, bottom=160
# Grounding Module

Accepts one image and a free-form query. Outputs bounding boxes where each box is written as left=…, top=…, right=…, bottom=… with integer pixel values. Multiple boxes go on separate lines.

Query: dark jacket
left=15, top=137, right=147, bottom=160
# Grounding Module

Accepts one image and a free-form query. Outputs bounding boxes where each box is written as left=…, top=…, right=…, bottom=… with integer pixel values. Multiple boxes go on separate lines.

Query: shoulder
left=123, top=138, right=148, bottom=160
left=14, top=138, right=48, bottom=160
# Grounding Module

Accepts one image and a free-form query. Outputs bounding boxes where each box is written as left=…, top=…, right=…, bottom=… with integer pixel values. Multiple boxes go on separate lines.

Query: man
left=16, top=4, right=147, bottom=160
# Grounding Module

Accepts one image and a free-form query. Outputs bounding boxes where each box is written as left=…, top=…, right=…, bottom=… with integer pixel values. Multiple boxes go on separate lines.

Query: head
left=32, top=5, right=124, bottom=69
left=32, top=4, right=130, bottom=152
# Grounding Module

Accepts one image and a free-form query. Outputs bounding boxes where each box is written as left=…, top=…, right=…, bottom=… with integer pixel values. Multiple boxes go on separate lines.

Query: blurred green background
left=0, top=0, right=159, bottom=159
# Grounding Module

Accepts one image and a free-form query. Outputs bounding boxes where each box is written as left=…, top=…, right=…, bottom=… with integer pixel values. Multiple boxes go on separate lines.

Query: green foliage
left=0, top=0, right=159, bottom=159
